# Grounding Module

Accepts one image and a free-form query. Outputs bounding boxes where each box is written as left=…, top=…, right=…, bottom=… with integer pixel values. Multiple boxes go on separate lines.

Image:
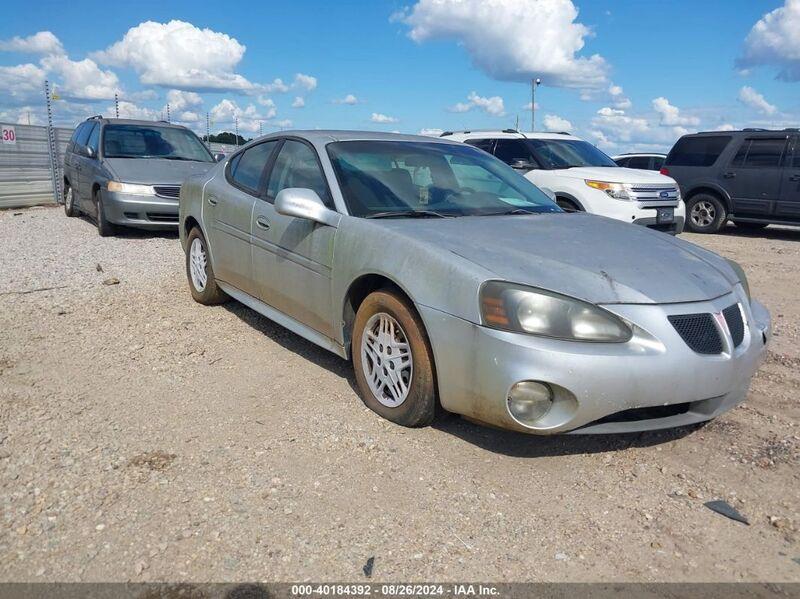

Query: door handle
left=790, top=174, right=800, bottom=182
left=723, top=172, right=736, bottom=178
left=207, top=195, right=218, bottom=206
left=256, top=216, right=271, bottom=230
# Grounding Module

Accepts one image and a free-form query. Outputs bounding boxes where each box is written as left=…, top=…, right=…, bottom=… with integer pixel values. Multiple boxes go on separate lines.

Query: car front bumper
left=419, top=289, right=770, bottom=434
left=584, top=190, right=686, bottom=235
left=102, top=190, right=179, bottom=229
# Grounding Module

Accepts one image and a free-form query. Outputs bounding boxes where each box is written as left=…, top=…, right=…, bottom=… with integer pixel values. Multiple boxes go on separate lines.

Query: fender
left=684, top=181, right=733, bottom=210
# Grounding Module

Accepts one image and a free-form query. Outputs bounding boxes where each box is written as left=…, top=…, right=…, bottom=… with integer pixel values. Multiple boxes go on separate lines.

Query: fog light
left=507, top=381, right=553, bottom=424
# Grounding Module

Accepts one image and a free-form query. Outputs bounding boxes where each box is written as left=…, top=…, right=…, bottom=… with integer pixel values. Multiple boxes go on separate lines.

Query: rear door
left=206, top=140, right=279, bottom=295
left=778, top=135, right=800, bottom=220
left=252, top=139, right=337, bottom=338
left=724, top=136, right=787, bottom=216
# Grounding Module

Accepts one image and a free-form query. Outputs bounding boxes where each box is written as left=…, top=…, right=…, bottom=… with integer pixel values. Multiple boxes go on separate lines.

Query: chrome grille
left=668, top=313, right=723, bottom=355
left=723, top=304, right=745, bottom=348
left=628, top=185, right=679, bottom=205
left=153, top=185, right=180, bottom=199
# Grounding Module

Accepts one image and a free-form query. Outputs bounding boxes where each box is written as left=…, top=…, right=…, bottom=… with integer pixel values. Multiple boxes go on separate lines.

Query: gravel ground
left=0, top=206, right=798, bottom=582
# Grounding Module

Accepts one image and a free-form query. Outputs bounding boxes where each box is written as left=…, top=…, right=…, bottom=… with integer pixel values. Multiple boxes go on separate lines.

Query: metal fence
left=0, top=124, right=72, bottom=209
left=0, top=124, right=243, bottom=210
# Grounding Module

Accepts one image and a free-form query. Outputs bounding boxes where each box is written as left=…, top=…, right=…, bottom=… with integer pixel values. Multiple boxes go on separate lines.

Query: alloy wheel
left=690, top=200, right=716, bottom=228
left=360, top=312, right=413, bottom=407
left=189, top=237, right=208, bottom=292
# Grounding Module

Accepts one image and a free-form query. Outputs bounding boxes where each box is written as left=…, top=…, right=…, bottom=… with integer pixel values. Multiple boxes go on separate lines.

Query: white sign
left=1, top=125, right=16, bottom=145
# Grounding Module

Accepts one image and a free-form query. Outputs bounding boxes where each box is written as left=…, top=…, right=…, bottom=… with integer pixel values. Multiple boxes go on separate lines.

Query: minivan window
left=229, top=141, right=279, bottom=194
left=86, top=124, right=100, bottom=155
left=75, top=122, right=94, bottom=147
left=666, top=135, right=731, bottom=167
left=102, top=124, right=213, bottom=162
left=731, top=138, right=787, bottom=168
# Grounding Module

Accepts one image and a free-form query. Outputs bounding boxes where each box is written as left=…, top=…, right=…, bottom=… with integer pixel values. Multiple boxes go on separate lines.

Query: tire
left=185, top=227, right=228, bottom=305
left=734, top=221, right=768, bottom=231
left=352, top=290, right=437, bottom=427
left=556, top=197, right=581, bottom=212
left=685, top=193, right=727, bottom=233
left=94, top=191, right=117, bottom=237
left=64, top=183, right=78, bottom=217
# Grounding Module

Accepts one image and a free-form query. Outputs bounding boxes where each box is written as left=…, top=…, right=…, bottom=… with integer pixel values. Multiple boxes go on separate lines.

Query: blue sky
left=1, top=0, right=798, bottom=152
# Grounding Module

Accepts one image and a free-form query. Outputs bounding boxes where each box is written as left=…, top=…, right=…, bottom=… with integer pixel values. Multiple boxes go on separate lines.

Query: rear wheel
left=685, top=193, right=727, bottom=233
left=352, top=290, right=436, bottom=427
left=95, top=191, right=117, bottom=237
left=64, top=183, right=78, bottom=217
left=185, top=227, right=228, bottom=305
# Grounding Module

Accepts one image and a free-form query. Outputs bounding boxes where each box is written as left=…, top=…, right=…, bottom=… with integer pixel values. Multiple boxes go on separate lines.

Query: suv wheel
left=556, top=197, right=581, bottom=212
left=185, top=227, right=228, bottom=305
left=686, top=194, right=727, bottom=233
left=95, top=190, right=117, bottom=237
left=352, top=290, right=437, bottom=428
left=64, top=184, right=78, bottom=217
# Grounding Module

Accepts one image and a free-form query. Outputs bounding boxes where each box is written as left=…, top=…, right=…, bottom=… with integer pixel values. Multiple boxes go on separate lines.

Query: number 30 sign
left=2, top=125, right=17, bottom=144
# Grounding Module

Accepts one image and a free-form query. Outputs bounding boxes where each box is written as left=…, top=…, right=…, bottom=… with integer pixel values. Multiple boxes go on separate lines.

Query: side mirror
left=274, top=188, right=340, bottom=228
left=85, top=146, right=96, bottom=159
left=511, top=159, right=536, bottom=170
left=213, top=153, right=225, bottom=162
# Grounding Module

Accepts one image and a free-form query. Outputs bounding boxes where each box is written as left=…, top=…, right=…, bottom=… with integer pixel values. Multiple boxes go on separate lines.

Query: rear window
left=665, top=135, right=731, bottom=167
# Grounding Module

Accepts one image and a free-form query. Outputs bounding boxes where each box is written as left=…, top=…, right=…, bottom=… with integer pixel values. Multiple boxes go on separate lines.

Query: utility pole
left=44, top=80, right=62, bottom=204
left=166, top=103, right=171, bottom=123
left=234, top=116, right=239, bottom=147
left=531, top=78, right=541, bottom=131
left=206, top=112, right=210, bottom=148
left=259, top=121, right=263, bottom=137
left=114, top=93, right=119, bottom=118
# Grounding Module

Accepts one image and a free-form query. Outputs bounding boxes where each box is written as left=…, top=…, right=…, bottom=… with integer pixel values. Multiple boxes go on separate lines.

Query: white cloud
left=738, top=0, right=800, bottom=81
left=0, top=63, right=46, bottom=102
left=419, top=128, right=444, bottom=136
left=737, top=86, right=777, bottom=115
left=652, top=97, right=700, bottom=126
left=449, top=91, right=505, bottom=116
left=715, top=123, right=736, bottom=131
left=41, top=54, right=120, bottom=100
left=263, top=78, right=289, bottom=93
left=542, top=114, right=573, bottom=131
left=333, top=94, right=359, bottom=105
left=292, top=96, right=305, bottom=108
left=210, top=98, right=273, bottom=132
left=0, top=31, right=64, bottom=56
left=108, top=100, right=159, bottom=121
left=590, top=106, right=687, bottom=152
left=166, top=89, right=202, bottom=112
left=371, top=112, right=399, bottom=123
left=521, top=101, right=540, bottom=111
left=293, top=73, right=317, bottom=91
left=608, top=83, right=632, bottom=109
left=256, top=96, right=278, bottom=119
left=93, top=20, right=257, bottom=92
left=273, top=119, right=293, bottom=128
left=0, top=106, right=42, bottom=125
left=395, top=0, right=609, bottom=90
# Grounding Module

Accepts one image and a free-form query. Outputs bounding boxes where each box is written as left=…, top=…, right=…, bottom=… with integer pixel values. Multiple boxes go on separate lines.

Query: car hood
left=103, top=158, right=215, bottom=185
left=550, top=166, right=675, bottom=185
left=375, top=213, right=736, bottom=305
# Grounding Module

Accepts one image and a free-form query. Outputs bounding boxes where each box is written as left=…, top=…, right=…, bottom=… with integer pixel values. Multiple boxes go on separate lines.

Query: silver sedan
left=179, top=131, right=771, bottom=434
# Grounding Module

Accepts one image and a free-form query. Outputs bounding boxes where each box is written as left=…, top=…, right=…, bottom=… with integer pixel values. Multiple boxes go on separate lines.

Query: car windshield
left=102, top=124, right=213, bottom=162
left=526, top=139, right=618, bottom=169
left=327, top=140, right=560, bottom=218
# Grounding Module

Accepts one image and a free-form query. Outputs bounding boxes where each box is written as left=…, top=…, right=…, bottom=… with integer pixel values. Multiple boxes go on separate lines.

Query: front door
left=777, top=135, right=800, bottom=220
left=251, top=139, right=337, bottom=338
left=724, top=136, right=787, bottom=216
left=205, top=140, right=278, bottom=295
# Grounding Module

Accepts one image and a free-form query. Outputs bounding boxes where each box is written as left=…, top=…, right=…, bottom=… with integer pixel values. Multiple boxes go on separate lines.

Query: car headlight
left=725, top=258, right=751, bottom=301
left=107, top=181, right=155, bottom=195
left=585, top=180, right=631, bottom=201
left=480, top=281, right=633, bottom=342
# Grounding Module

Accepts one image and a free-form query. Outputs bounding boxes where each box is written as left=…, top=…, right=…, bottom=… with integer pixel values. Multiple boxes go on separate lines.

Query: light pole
left=531, top=78, right=541, bottom=131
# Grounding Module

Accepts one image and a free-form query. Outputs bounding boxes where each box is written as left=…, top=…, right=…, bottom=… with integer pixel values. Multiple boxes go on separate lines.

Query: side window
left=75, top=123, right=93, bottom=147
left=266, top=140, right=332, bottom=207
left=651, top=156, right=665, bottom=171
left=493, top=139, right=536, bottom=166
left=229, top=141, right=279, bottom=194
left=464, top=139, right=496, bottom=154
left=614, top=157, right=629, bottom=167
left=666, top=135, right=731, bottom=167
left=87, top=124, right=101, bottom=155
left=69, top=123, right=86, bottom=144
left=793, top=137, right=800, bottom=168
left=732, top=138, right=787, bottom=168
left=627, top=156, right=650, bottom=169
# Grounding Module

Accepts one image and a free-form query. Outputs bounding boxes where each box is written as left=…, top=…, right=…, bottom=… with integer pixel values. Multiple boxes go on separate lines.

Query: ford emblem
left=659, top=191, right=670, bottom=199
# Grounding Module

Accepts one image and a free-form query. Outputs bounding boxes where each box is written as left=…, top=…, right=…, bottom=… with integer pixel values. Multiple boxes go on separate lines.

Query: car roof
left=252, top=129, right=465, bottom=146
left=685, top=128, right=799, bottom=137
left=82, top=117, right=191, bottom=129
left=442, top=130, right=582, bottom=141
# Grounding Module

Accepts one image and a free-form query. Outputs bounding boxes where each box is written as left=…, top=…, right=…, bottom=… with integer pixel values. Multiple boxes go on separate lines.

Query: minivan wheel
left=94, top=191, right=117, bottom=237
left=686, top=194, right=727, bottom=233
left=64, top=184, right=78, bottom=217
left=352, top=290, right=437, bottom=427
left=185, top=227, right=228, bottom=305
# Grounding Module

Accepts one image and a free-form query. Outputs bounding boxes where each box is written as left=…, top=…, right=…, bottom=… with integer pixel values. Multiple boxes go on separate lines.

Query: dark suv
left=62, top=116, right=218, bottom=236
left=662, top=129, right=800, bottom=233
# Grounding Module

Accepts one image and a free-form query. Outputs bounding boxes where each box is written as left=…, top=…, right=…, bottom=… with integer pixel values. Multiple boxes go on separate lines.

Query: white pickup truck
left=443, top=130, right=685, bottom=234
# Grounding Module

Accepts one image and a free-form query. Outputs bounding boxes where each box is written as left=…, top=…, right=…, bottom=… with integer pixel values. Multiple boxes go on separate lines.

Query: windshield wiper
left=365, top=210, right=452, bottom=219
left=481, top=208, right=538, bottom=216
left=159, top=156, right=206, bottom=162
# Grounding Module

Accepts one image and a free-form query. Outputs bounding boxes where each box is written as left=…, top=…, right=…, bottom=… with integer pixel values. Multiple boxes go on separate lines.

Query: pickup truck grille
left=629, top=185, right=679, bottom=205
left=153, top=185, right=181, bottom=199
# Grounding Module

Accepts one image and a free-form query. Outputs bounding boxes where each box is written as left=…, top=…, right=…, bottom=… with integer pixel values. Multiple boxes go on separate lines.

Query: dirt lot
left=0, top=206, right=798, bottom=582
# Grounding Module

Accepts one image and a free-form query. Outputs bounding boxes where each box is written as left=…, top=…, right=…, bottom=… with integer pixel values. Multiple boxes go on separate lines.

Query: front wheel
left=352, top=290, right=437, bottom=427
left=685, top=194, right=727, bottom=233
left=95, top=191, right=117, bottom=237
left=556, top=197, right=581, bottom=213
left=64, top=184, right=78, bottom=217
left=185, top=227, right=228, bottom=305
